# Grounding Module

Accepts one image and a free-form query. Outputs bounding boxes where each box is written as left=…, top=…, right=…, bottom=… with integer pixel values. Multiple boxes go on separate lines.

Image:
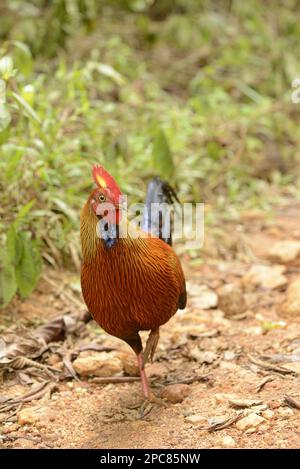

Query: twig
left=165, top=374, right=210, bottom=385
left=284, top=394, right=300, bottom=410
left=202, top=411, right=244, bottom=432
left=248, top=355, right=295, bottom=375
left=92, top=376, right=140, bottom=384
left=254, top=376, right=274, bottom=393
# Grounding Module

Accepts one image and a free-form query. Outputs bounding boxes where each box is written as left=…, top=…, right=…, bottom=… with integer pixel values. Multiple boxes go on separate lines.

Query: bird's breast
left=80, top=238, right=180, bottom=338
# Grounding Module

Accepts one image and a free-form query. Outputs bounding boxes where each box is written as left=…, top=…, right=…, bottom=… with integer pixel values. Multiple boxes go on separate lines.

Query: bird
left=80, top=165, right=186, bottom=402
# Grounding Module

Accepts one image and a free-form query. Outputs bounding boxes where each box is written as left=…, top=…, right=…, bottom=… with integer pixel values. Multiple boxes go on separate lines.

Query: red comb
left=92, top=165, right=121, bottom=197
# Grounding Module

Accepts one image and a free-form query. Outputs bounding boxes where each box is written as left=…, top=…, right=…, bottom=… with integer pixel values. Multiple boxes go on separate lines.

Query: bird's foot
left=139, top=391, right=167, bottom=418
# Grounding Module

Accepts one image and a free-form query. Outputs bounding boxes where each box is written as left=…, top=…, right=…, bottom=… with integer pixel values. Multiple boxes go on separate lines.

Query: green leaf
left=51, top=198, right=77, bottom=224
left=152, top=126, right=174, bottom=180
left=15, top=235, right=41, bottom=298
left=0, top=248, right=17, bottom=308
left=15, top=200, right=36, bottom=226
left=6, top=225, right=23, bottom=264
left=11, top=91, right=41, bottom=123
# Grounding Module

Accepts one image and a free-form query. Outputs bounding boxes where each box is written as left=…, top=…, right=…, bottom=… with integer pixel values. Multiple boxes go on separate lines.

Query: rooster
left=80, top=165, right=186, bottom=401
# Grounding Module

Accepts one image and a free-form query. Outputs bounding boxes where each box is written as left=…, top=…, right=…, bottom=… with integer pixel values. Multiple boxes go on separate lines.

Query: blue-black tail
left=141, top=177, right=179, bottom=246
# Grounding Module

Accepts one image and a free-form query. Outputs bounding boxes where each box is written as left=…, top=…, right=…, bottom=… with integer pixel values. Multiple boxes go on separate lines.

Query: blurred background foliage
left=1, top=0, right=300, bottom=306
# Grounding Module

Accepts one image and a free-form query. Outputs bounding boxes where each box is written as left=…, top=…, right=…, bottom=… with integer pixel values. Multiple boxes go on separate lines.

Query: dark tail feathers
left=141, top=177, right=179, bottom=246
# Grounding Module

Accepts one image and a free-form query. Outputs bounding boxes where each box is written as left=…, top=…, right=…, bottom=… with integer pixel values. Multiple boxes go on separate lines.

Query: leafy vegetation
left=1, top=0, right=300, bottom=306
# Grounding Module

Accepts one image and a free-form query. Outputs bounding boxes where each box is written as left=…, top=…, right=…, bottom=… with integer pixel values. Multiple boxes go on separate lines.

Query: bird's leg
left=143, top=328, right=160, bottom=364
left=136, top=352, right=167, bottom=417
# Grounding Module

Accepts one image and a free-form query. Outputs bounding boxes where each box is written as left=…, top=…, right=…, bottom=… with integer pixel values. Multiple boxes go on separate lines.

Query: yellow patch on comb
left=96, top=175, right=107, bottom=188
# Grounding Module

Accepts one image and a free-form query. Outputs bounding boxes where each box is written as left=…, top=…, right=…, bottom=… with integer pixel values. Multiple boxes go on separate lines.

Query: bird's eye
left=98, top=194, right=106, bottom=203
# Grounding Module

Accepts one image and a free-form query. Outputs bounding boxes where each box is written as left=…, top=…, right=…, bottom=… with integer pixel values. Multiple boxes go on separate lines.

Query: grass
left=1, top=0, right=300, bottom=306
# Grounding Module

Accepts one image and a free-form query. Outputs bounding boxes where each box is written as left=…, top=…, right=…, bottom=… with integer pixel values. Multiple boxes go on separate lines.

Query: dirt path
left=1, top=205, right=300, bottom=449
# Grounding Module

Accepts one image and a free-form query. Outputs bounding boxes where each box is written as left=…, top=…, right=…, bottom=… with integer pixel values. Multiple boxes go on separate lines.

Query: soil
left=1, top=204, right=300, bottom=449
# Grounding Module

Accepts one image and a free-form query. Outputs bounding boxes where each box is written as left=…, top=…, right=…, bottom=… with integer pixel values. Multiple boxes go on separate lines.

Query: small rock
left=73, top=351, right=123, bottom=377
left=18, top=407, right=41, bottom=426
left=267, top=400, right=282, bottom=409
left=119, top=352, right=139, bottom=376
left=161, top=384, right=191, bottom=403
left=218, top=283, right=247, bottom=317
left=2, top=423, right=19, bottom=434
left=236, top=413, right=265, bottom=431
left=146, top=362, right=168, bottom=379
left=277, top=407, right=294, bottom=418
left=262, top=409, right=274, bottom=420
left=215, top=393, right=238, bottom=403
left=282, top=277, right=300, bottom=316
left=223, top=350, right=236, bottom=361
left=187, top=283, right=218, bottom=309
left=185, top=414, right=206, bottom=425
left=218, top=435, right=236, bottom=448
left=228, top=398, right=263, bottom=408
left=244, top=427, right=257, bottom=434
left=219, top=361, right=238, bottom=370
left=12, top=438, right=37, bottom=449
left=189, top=349, right=217, bottom=364
left=268, top=240, right=300, bottom=265
left=243, top=265, right=287, bottom=290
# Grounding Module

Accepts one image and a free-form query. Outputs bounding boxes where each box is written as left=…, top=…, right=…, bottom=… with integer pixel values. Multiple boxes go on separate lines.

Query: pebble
left=262, top=409, right=274, bottom=420
left=282, top=277, right=300, bottom=316
left=218, top=283, right=247, bottom=317
left=243, top=264, right=287, bottom=290
left=185, top=414, right=206, bottom=425
left=73, top=351, right=123, bottom=377
left=12, top=438, right=37, bottom=449
left=146, top=362, right=168, bottom=379
left=277, top=407, right=294, bottom=418
left=236, top=413, right=265, bottom=431
left=267, top=400, right=282, bottom=409
left=161, top=384, right=191, bottom=403
left=268, top=240, right=300, bottom=265
left=218, top=435, right=236, bottom=448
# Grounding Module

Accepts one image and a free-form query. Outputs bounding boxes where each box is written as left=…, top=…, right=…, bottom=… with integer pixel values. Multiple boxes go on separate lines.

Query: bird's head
left=89, top=165, right=123, bottom=225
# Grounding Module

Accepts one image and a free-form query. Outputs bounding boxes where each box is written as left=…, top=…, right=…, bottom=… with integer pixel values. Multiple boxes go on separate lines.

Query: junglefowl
left=80, top=165, right=186, bottom=401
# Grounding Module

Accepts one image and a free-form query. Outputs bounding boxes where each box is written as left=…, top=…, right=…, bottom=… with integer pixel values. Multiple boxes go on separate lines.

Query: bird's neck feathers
left=80, top=202, right=148, bottom=262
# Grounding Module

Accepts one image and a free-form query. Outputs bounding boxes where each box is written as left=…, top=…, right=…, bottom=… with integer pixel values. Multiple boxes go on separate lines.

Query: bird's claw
left=139, top=392, right=167, bottom=418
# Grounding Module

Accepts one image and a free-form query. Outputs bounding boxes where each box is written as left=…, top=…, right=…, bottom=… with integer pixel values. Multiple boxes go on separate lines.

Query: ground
left=1, top=204, right=300, bottom=449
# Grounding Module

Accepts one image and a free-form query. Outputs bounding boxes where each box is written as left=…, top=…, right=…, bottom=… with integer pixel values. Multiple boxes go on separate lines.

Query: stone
left=262, top=410, right=274, bottom=420
left=215, top=393, right=238, bottom=403
left=282, top=277, right=300, bottom=316
left=189, top=349, right=217, bottom=364
left=187, top=283, right=218, bottom=309
left=119, top=352, right=139, bottom=376
left=243, top=265, right=287, bottom=290
left=277, top=407, right=294, bottom=418
left=267, top=400, right=281, bottom=409
left=161, top=384, right=191, bottom=403
left=218, top=435, right=236, bottom=448
left=12, top=438, right=36, bottom=449
left=146, top=362, right=168, bottom=379
left=185, top=414, right=206, bottom=425
left=236, top=413, right=265, bottom=431
left=268, top=240, right=300, bottom=265
left=217, top=283, right=247, bottom=317
left=73, top=351, right=123, bottom=377
left=17, top=407, right=52, bottom=426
